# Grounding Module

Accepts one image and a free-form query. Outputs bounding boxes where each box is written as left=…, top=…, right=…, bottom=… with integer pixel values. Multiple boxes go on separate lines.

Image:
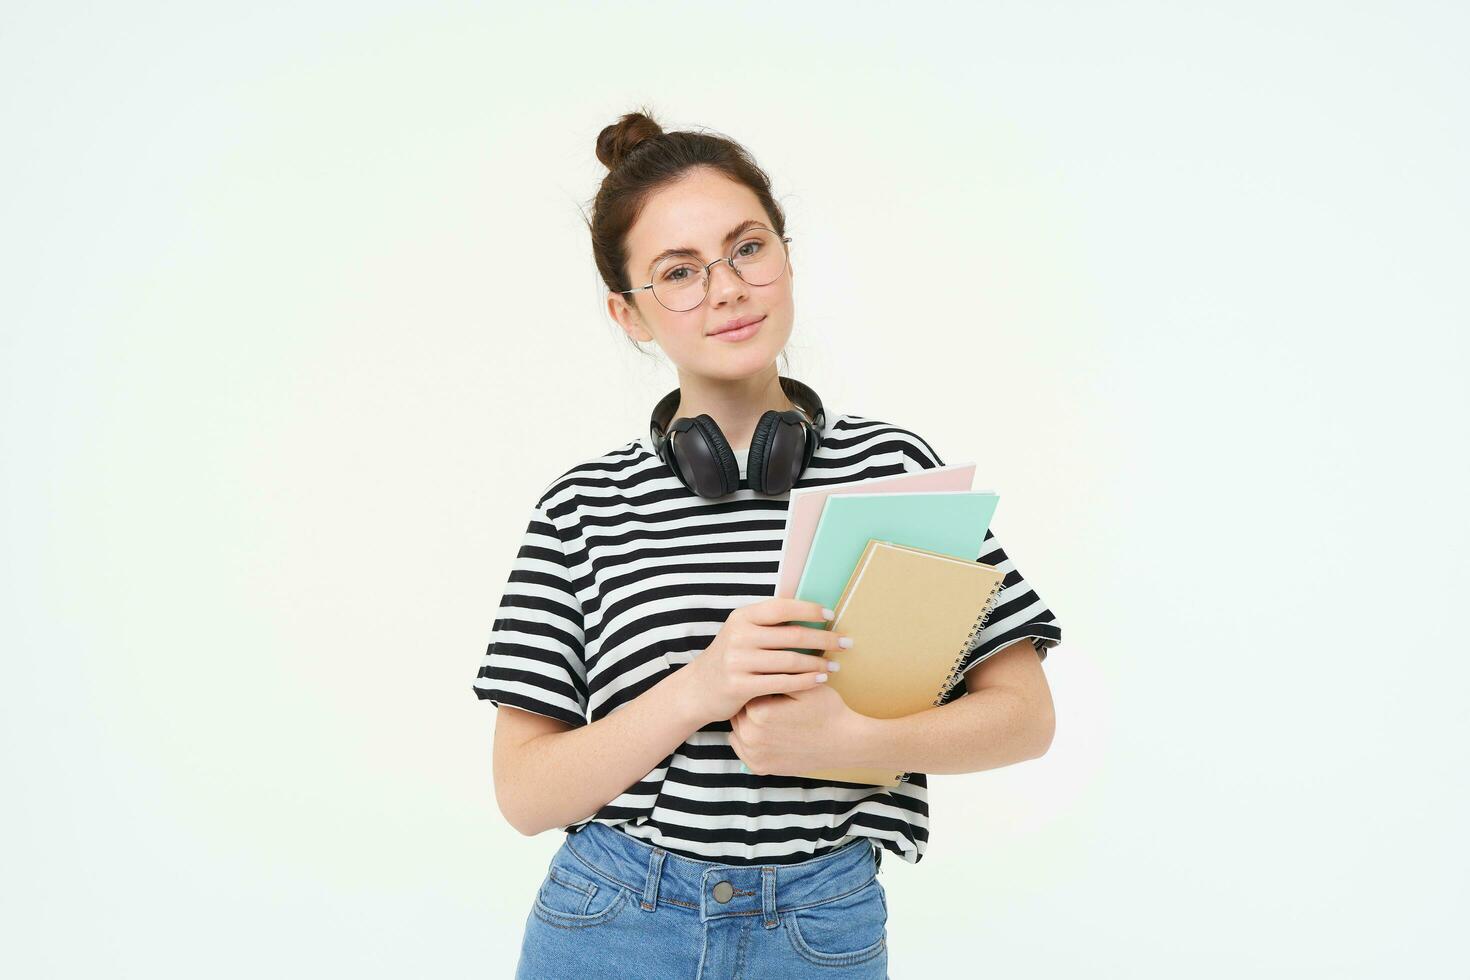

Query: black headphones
left=649, top=376, right=826, bottom=498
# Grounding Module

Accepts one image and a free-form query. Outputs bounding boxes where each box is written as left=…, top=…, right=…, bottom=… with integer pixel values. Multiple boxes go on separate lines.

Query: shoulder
left=825, top=412, right=945, bottom=470
left=532, top=437, right=651, bottom=512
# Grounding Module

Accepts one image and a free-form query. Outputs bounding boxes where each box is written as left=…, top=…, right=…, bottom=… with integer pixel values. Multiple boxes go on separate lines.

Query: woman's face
left=608, top=167, right=794, bottom=382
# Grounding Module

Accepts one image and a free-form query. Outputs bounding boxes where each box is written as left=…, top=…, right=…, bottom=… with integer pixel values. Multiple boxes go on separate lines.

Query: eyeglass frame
left=615, top=225, right=793, bottom=312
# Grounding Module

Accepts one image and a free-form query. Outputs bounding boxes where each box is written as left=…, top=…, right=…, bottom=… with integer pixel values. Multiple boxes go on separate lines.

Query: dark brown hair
left=585, top=107, right=791, bottom=370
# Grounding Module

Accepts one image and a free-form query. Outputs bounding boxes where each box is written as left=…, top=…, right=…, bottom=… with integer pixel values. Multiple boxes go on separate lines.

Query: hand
left=681, top=597, right=850, bottom=727
left=728, top=683, right=869, bottom=777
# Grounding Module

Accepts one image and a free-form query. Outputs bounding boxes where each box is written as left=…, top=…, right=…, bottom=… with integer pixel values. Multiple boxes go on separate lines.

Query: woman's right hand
left=682, top=598, right=850, bottom=726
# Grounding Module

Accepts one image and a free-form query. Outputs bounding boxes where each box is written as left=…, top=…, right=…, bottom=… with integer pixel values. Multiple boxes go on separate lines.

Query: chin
left=709, top=333, right=788, bottom=372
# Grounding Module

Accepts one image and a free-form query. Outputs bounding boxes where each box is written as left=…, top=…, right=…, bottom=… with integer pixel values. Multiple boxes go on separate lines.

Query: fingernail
left=815, top=673, right=828, bottom=682
left=838, top=637, right=854, bottom=649
left=822, top=608, right=835, bottom=619
left=827, top=660, right=841, bottom=671
left=738, top=762, right=749, bottom=773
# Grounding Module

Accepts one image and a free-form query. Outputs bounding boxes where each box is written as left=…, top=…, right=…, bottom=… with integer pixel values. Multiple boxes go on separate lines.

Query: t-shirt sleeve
left=962, top=528, right=1063, bottom=669
left=471, top=500, right=589, bottom=728
left=891, top=425, right=1063, bottom=679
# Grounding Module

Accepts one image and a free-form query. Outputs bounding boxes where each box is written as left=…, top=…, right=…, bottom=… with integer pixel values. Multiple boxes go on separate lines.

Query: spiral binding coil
left=892, top=579, right=1007, bottom=786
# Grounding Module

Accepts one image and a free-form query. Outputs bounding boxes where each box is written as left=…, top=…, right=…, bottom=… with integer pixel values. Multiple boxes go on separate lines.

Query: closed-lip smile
left=710, top=314, right=765, bottom=336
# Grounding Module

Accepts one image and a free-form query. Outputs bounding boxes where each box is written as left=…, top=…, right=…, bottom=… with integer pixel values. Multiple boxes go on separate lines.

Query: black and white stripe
left=473, top=413, right=1061, bottom=865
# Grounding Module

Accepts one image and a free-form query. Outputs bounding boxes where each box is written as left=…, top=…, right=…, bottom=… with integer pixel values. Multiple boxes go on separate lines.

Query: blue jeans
left=514, top=822, right=890, bottom=979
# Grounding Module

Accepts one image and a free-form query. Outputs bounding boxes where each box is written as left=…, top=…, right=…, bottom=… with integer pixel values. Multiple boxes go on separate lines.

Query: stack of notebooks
left=769, top=460, right=1008, bottom=787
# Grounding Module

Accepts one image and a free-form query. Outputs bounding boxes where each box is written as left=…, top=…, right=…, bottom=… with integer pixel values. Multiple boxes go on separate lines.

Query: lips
left=710, top=314, right=765, bottom=336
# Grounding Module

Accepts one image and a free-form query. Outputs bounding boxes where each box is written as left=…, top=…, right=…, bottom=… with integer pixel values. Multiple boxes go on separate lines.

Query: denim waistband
left=560, top=823, right=880, bottom=927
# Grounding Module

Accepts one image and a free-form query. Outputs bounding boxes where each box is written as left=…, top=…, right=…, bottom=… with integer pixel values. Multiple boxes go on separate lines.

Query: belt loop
left=640, top=847, right=667, bottom=913
left=761, top=866, right=778, bottom=929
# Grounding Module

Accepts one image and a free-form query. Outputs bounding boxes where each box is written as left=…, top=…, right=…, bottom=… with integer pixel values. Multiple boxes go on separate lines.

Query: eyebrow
left=645, top=219, right=766, bottom=279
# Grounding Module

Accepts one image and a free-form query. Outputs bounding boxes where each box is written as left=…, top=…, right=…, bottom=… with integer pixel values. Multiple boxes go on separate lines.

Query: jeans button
left=712, top=880, right=734, bottom=903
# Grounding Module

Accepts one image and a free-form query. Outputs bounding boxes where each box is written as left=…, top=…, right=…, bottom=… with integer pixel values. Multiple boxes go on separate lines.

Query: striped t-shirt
left=473, top=412, right=1062, bottom=866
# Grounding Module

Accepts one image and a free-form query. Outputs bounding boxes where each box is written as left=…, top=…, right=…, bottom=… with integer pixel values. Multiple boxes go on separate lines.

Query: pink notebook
left=773, top=461, right=979, bottom=599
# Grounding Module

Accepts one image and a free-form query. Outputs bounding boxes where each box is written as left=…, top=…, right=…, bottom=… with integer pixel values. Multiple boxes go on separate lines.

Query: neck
left=670, top=368, right=799, bottom=451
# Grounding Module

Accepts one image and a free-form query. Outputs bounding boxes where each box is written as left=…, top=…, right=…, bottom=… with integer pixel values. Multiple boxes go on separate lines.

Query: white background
left=3, top=1, right=1466, bottom=977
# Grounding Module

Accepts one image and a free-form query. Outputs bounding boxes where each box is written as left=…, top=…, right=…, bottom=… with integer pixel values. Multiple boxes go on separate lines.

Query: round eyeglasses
left=618, top=226, right=792, bottom=313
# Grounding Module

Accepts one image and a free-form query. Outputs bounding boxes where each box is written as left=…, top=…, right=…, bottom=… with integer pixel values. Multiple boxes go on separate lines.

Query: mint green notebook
left=787, top=491, right=1000, bottom=644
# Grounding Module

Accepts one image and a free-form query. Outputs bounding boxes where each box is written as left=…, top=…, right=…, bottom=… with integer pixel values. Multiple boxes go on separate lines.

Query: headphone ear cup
left=747, top=410, right=807, bottom=496
left=745, top=411, right=781, bottom=495
left=674, top=414, right=740, bottom=498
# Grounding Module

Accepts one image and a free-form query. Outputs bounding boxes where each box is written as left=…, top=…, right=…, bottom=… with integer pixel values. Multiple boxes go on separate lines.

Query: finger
left=770, top=670, right=826, bottom=694
left=759, top=624, right=848, bottom=652
left=742, top=650, right=834, bottom=674
left=746, top=598, right=834, bottom=627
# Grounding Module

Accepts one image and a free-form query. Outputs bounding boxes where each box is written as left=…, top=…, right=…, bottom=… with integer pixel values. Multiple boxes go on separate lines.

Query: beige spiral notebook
left=795, top=539, right=1008, bottom=787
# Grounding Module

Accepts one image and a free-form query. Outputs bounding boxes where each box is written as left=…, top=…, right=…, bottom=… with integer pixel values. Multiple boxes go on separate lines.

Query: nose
left=705, top=259, right=748, bottom=304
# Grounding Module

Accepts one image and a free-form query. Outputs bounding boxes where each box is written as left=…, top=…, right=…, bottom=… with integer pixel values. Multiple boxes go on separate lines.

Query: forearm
left=500, top=668, right=708, bottom=836
left=843, top=685, right=1053, bottom=776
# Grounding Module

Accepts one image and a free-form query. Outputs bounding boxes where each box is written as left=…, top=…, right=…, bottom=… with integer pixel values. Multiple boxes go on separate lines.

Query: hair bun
left=596, top=110, right=665, bottom=170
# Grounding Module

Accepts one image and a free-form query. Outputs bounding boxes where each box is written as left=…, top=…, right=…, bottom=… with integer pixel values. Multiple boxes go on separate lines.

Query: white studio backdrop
left=2, top=2, right=1466, bottom=977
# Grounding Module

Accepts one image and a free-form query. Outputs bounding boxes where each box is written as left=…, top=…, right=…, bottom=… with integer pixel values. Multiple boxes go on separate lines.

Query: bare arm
left=493, top=667, right=708, bottom=836
left=843, top=638, right=1056, bottom=774
left=491, top=597, right=842, bottom=835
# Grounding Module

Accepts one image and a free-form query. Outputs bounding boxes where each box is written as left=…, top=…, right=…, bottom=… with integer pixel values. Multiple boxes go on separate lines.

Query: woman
left=473, top=109, right=1063, bottom=979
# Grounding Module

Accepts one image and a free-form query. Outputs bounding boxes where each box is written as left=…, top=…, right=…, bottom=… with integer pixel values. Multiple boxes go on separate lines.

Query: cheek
left=646, top=311, right=705, bottom=353
left=765, top=290, right=795, bottom=334
left=673, top=313, right=711, bottom=346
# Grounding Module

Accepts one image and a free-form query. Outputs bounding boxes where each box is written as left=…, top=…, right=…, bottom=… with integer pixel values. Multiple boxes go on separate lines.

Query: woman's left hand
left=729, top=683, right=868, bottom=776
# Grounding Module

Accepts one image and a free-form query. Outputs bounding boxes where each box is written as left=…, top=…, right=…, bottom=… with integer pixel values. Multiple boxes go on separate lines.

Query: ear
left=608, top=291, right=654, bottom=344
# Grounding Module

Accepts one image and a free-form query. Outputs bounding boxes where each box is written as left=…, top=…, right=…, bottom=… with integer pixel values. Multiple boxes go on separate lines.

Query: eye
left=661, top=264, right=698, bottom=284
left=735, top=239, right=762, bottom=258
